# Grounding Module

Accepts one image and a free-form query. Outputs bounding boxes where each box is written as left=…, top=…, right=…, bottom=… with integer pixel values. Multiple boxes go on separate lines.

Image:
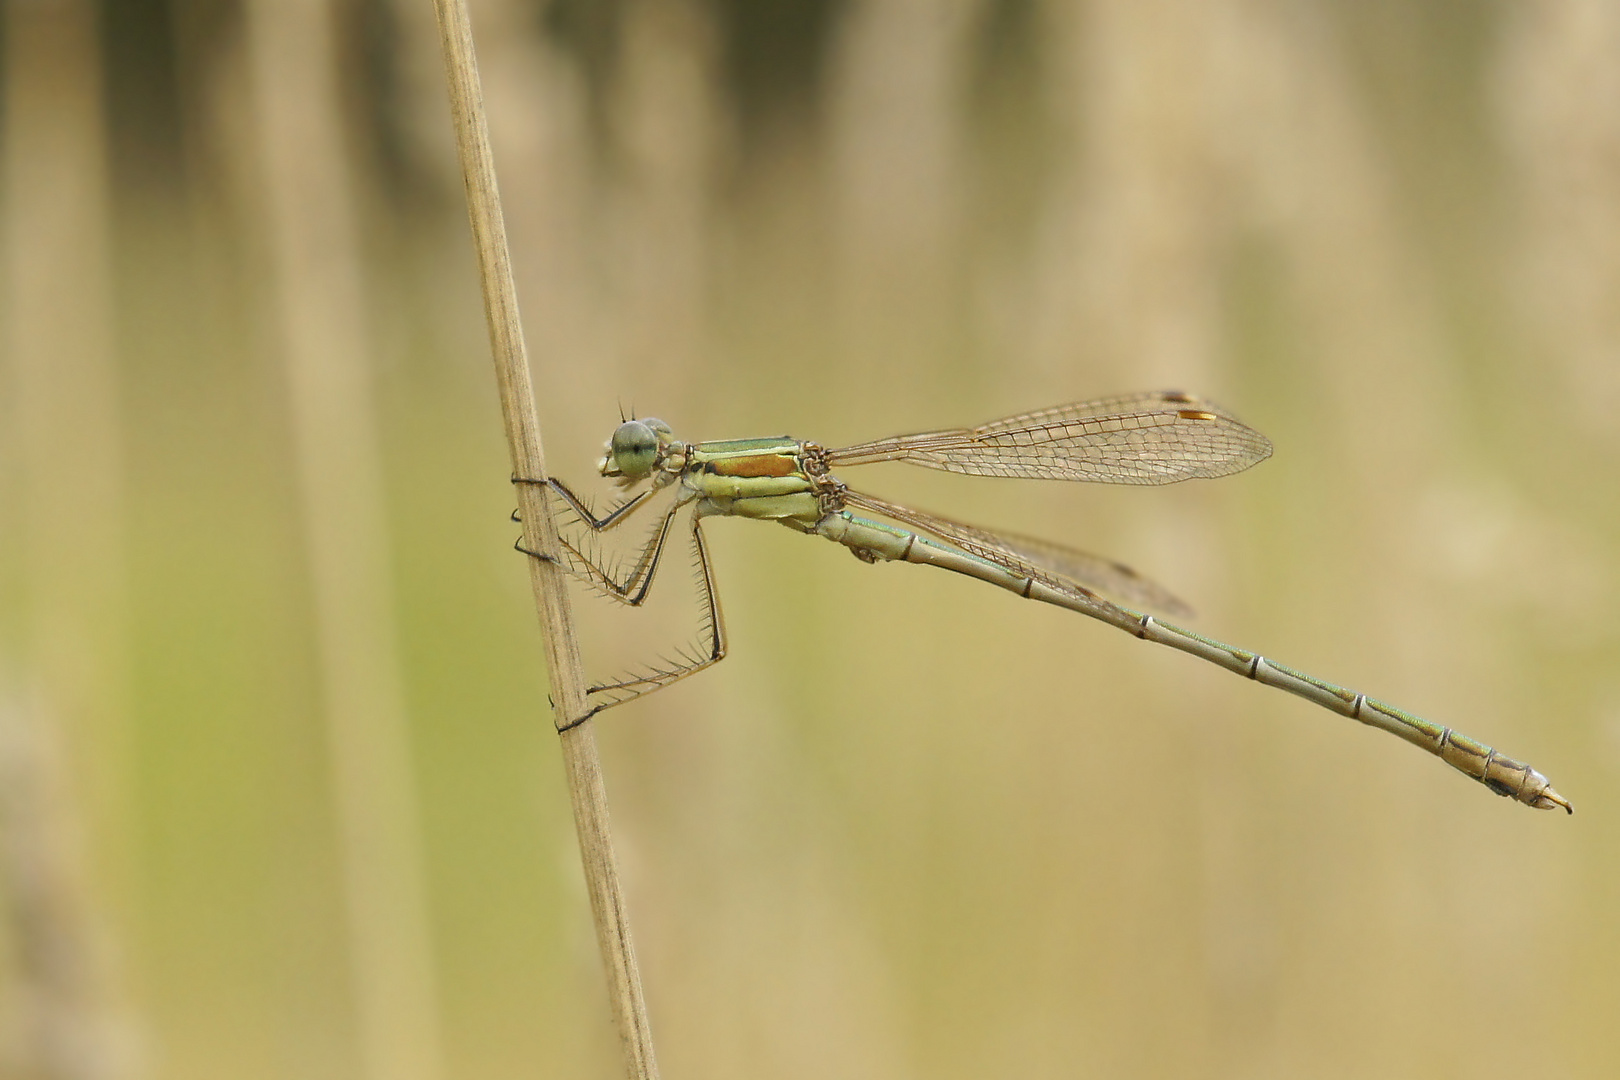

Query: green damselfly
left=520, top=390, right=1570, bottom=812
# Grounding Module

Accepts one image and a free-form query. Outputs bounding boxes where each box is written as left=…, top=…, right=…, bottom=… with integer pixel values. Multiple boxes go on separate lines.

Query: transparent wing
left=841, top=489, right=1191, bottom=617
left=967, top=527, right=1194, bottom=616
left=827, top=390, right=1272, bottom=485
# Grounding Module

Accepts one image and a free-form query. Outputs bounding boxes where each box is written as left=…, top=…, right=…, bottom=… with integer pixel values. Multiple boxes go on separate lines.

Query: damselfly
left=519, top=390, right=1569, bottom=812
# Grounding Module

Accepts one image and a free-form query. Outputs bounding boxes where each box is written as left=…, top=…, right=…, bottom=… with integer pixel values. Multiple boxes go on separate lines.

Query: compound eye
left=607, top=420, right=660, bottom=480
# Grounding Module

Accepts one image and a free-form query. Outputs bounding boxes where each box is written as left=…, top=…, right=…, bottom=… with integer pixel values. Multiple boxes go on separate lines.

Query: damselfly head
left=601, top=418, right=675, bottom=482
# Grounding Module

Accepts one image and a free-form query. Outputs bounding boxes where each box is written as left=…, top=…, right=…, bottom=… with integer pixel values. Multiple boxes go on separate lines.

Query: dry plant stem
left=432, top=2, right=660, bottom=1077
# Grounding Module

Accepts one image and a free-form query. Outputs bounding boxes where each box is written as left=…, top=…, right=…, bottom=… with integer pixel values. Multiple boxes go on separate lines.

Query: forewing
left=827, top=390, right=1272, bottom=485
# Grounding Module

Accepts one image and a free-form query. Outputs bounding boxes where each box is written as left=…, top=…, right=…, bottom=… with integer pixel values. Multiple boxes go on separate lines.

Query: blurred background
left=2, top=0, right=1617, bottom=1077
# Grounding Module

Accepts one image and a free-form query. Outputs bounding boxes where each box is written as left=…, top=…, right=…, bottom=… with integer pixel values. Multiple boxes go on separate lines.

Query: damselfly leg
left=515, top=477, right=728, bottom=712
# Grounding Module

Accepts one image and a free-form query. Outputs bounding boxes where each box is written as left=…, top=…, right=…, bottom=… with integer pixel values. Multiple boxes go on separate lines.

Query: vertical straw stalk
left=241, top=0, right=446, bottom=1077
left=431, top=2, right=661, bottom=1077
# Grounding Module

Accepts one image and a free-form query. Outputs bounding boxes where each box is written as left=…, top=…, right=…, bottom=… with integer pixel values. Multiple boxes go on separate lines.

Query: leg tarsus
left=556, top=705, right=601, bottom=733
left=514, top=537, right=556, bottom=562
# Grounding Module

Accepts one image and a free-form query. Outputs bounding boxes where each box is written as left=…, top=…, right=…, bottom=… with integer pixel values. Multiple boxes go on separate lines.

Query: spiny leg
left=530, top=476, right=658, bottom=531
left=559, top=501, right=684, bottom=607
left=567, top=509, right=728, bottom=722
left=514, top=477, right=679, bottom=605
left=513, top=479, right=728, bottom=722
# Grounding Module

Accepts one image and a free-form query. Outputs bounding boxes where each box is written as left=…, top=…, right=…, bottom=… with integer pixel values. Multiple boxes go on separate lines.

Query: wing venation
left=841, top=490, right=1191, bottom=616
left=827, top=391, right=1272, bottom=485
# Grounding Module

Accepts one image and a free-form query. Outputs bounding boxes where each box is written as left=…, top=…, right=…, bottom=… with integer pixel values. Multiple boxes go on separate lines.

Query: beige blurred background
left=3, top=0, right=1617, bottom=1077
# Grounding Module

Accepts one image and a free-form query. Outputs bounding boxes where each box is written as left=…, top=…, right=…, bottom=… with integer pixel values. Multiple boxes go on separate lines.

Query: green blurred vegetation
left=3, top=1, right=1618, bottom=1078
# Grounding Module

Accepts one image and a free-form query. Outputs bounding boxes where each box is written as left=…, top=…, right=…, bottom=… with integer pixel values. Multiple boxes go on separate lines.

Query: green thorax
left=684, top=436, right=824, bottom=526
left=688, top=436, right=805, bottom=475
